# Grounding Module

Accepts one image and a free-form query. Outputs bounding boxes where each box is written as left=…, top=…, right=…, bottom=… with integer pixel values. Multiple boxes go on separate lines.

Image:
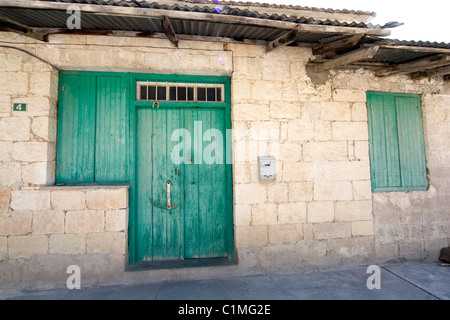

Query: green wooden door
left=133, top=77, right=232, bottom=263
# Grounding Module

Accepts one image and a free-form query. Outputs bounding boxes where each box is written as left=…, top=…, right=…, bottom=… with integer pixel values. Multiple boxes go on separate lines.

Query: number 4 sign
left=13, top=103, right=27, bottom=112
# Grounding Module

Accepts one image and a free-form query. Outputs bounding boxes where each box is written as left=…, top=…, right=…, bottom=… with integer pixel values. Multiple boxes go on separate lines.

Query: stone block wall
left=0, top=32, right=449, bottom=286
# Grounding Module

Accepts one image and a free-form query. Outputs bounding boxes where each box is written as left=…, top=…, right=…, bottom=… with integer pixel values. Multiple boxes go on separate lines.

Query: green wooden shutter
left=56, top=72, right=129, bottom=185
left=56, top=75, right=97, bottom=183
left=367, top=92, right=428, bottom=192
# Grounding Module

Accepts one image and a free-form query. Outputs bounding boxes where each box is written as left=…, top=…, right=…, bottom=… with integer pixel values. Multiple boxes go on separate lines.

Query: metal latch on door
left=149, top=180, right=181, bottom=210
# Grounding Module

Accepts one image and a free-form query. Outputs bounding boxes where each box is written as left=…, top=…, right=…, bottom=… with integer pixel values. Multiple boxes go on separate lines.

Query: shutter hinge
left=62, top=86, right=65, bottom=91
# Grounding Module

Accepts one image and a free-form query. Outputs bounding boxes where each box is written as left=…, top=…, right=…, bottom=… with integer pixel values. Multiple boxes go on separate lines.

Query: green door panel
left=135, top=107, right=229, bottom=261
left=95, top=76, right=129, bottom=182
left=56, top=75, right=97, bottom=183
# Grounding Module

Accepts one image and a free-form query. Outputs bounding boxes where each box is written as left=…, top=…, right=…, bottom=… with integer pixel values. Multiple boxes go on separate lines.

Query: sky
left=244, top=0, right=449, bottom=43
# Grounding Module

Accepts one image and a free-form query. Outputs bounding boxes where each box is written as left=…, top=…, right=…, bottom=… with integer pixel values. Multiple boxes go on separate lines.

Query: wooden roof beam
left=265, top=30, right=297, bottom=52
left=0, top=15, right=47, bottom=41
left=161, top=15, right=178, bottom=47
left=312, top=45, right=380, bottom=73
left=312, top=35, right=365, bottom=56
left=409, top=65, right=450, bottom=79
left=376, top=54, right=450, bottom=77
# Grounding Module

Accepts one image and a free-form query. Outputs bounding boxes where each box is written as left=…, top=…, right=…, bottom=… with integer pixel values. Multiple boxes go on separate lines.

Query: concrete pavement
left=0, top=261, right=448, bottom=300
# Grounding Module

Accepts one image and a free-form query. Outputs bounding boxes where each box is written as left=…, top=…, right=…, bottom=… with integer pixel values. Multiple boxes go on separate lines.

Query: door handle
left=148, top=180, right=181, bottom=210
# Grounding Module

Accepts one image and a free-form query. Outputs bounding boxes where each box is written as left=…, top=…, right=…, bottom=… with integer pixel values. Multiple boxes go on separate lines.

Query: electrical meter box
left=258, top=156, right=276, bottom=181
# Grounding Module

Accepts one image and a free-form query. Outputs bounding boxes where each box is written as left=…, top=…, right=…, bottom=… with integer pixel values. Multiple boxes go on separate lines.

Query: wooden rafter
left=0, top=15, right=47, bottom=41
left=312, top=35, right=365, bottom=57
left=265, top=30, right=297, bottom=52
left=161, top=15, right=178, bottom=47
left=410, top=65, right=450, bottom=79
left=376, top=54, right=450, bottom=77
left=312, top=45, right=380, bottom=73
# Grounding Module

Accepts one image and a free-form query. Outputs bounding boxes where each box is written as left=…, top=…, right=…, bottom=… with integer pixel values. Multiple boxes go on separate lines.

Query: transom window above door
left=137, top=81, right=224, bottom=102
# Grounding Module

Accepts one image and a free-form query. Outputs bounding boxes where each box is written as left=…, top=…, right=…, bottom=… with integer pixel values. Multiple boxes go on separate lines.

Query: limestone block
left=235, top=225, right=268, bottom=248
left=288, top=182, right=313, bottom=202
left=0, top=162, right=21, bottom=187
left=352, top=180, right=373, bottom=200
left=0, top=94, right=11, bottom=115
left=251, top=203, right=277, bottom=226
left=281, top=162, right=315, bottom=182
left=0, top=117, right=30, bottom=141
left=29, top=71, right=52, bottom=97
left=65, top=210, right=104, bottom=234
left=234, top=204, right=252, bottom=227
left=332, top=122, right=368, bottom=141
left=232, top=103, right=270, bottom=121
left=332, top=89, right=366, bottom=103
left=314, top=161, right=370, bottom=182
left=351, top=102, right=368, bottom=121
left=0, top=211, right=32, bottom=236
left=354, top=141, right=369, bottom=160
left=303, top=141, right=348, bottom=162
left=0, top=142, right=13, bottom=161
left=268, top=224, right=303, bottom=244
left=313, top=181, right=353, bottom=201
left=335, top=200, right=373, bottom=221
left=86, top=232, right=126, bottom=255
left=278, top=202, right=306, bottom=224
left=105, top=209, right=127, bottom=232
left=32, top=210, right=65, bottom=235
left=232, top=56, right=263, bottom=79
left=267, top=183, right=288, bottom=203
left=233, top=164, right=252, bottom=183
left=51, top=190, right=86, bottom=210
left=320, top=102, right=352, bottom=121
left=314, top=121, right=332, bottom=141
left=231, top=79, right=252, bottom=101
left=13, top=142, right=53, bottom=162
left=326, top=236, right=374, bottom=259
left=313, top=222, right=352, bottom=240
left=307, top=201, right=334, bottom=223
left=251, top=80, right=282, bottom=101
left=287, top=119, right=315, bottom=141
left=278, top=142, right=302, bottom=162
left=31, top=117, right=57, bottom=142
left=0, top=188, right=10, bottom=213
left=8, top=235, right=48, bottom=259
left=0, top=72, right=29, bottom=95
left=375, top=242, right=398, bottom=259
left=21, top=162, right=52, bottom=186
left=282, top=81, right=299, bottom=102
left=49, top=233, right=86, bottom=255
left=86, top=188, right=128, bottom=210
left=0, top=236, right=6, bottom=261
left=269, top=102, right=301, bottom=119
left=352, top=220, right=374, bottom=236
left=10, top=190, right=51, bottom=211
left=234, top=183, right=267, bottom=205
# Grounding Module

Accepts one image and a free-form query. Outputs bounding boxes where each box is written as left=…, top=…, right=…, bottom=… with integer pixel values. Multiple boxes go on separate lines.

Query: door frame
left=128, top=73, right=234, bottom=265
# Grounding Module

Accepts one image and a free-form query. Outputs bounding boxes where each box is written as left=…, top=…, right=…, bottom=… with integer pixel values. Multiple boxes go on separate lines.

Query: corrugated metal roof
left=36, top=0, right=376, bottom=16
left=0, top=0, right=388, bottom=44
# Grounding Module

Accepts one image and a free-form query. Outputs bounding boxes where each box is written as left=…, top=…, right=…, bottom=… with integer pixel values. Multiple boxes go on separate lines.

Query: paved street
left=0, top=261, right=448, bottom=300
